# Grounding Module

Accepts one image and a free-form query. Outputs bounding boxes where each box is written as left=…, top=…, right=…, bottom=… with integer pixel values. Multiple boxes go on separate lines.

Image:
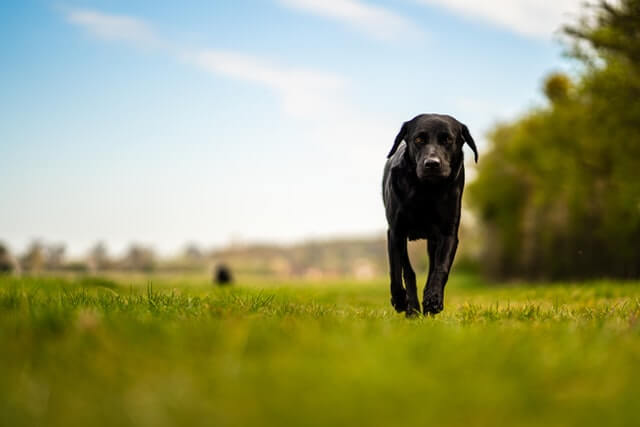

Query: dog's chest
left=403, top=193, right=444, bottom=240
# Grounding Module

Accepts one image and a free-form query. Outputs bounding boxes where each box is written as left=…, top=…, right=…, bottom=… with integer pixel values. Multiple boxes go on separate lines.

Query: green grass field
left=1, top=274, right=640, bottom=427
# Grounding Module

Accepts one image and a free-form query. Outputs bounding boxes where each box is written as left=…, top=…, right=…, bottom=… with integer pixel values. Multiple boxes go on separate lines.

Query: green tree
left=469, top=0, right=640, bottom=279
left=0, top=243, right=18, bottom=274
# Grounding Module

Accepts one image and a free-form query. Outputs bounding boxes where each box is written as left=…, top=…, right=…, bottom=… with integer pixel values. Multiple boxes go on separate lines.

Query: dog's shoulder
left=385, top=143, right=410, bottom=188
left=387, top=142, right=407, bottom=171
left=384, top=143, right=415, bottom=204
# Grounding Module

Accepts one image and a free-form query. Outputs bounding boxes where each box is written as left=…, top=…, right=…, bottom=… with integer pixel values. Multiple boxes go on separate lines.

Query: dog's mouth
left=417, top=168, right=449, bottom=181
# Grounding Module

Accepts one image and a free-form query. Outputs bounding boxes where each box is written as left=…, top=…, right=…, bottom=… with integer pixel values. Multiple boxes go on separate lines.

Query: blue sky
left=0, top=0, right=585, bottom=256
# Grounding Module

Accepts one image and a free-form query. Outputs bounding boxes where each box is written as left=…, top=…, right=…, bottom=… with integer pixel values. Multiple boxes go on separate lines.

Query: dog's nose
left=424, top=158, right=441, bottom=170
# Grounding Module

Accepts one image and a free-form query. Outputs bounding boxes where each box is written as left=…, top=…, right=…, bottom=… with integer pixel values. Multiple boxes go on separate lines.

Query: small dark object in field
left=383, top=114, right=478, bottom=316
left=214, top=264, right=233, bottom=285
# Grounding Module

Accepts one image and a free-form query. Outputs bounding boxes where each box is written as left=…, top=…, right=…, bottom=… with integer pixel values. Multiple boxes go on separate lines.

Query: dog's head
left=387, top=114, right=478, bottom=182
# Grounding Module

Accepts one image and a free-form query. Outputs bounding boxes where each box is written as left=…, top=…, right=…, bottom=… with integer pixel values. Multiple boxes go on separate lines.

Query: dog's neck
left=451, top=156, right=464, bottom=182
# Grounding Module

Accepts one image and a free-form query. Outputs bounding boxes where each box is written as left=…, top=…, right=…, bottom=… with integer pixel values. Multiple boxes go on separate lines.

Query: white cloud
left=278, top=0, right=423, bottom=40
left=415, top=0, right=586, bottom=39
left=67, top=9, right=351, bottom=119
left=188, top=50, right=348, bottom=118
left=66, top=9, right=162, bottom=47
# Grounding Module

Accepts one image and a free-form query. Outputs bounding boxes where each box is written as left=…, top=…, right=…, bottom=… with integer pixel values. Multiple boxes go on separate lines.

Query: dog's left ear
left=387, top=121, right=408, bottom=158
left=461, top=123, right=478, bottom=163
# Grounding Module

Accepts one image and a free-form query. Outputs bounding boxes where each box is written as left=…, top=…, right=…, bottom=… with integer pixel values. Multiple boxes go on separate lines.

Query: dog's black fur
left=383, top=114, right=478, bottom=316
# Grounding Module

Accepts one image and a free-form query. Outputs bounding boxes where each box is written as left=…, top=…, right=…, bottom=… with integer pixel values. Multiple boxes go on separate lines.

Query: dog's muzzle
left=423, top=158, right=441, bottom=171
left=418, top=157, right=448, bottom=180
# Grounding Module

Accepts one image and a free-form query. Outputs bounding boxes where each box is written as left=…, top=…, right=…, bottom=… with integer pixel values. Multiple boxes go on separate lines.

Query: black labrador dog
left=383, top=114, right=478, bottom=316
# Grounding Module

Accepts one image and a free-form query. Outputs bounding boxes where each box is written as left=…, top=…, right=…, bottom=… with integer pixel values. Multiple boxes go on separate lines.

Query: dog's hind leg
left=387, top=229, right=407, bottom=313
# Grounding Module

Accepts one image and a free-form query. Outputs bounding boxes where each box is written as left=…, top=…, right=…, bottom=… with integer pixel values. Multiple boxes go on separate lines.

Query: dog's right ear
left=387, top=121, right=408, bottom=158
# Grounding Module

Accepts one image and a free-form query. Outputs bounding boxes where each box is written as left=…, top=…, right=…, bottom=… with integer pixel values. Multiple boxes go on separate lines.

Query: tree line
left=0, top=241, right=161, bottom=274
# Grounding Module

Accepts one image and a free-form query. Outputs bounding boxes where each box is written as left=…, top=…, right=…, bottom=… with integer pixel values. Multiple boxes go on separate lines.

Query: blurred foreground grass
left=1, top=274, right=639, bottom=427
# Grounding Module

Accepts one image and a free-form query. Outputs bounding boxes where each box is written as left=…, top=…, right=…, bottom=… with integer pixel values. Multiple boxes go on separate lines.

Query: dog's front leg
left=423, top=234, right=459, bottom=315
left=387, top=229, right=408, bottom=313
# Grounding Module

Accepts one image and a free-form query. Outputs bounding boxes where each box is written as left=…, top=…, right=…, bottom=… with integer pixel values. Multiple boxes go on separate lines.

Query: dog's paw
left=405, top=307, right=421, bottom=318
left=405, top=298, right=421, bottom=318
left=422, top=293, right=444, bottom=315
left=390, top=290, right=408, bottom=313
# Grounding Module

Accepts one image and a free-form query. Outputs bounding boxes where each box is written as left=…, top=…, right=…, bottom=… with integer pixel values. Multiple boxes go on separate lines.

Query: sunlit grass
left=1, top=274, right=639, bottom=427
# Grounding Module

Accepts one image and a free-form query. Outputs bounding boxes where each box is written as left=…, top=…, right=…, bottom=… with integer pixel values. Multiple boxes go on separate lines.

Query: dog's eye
left=439, top=133, right=452, bottom=144
left=415, top=136, right=425, bottom=144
